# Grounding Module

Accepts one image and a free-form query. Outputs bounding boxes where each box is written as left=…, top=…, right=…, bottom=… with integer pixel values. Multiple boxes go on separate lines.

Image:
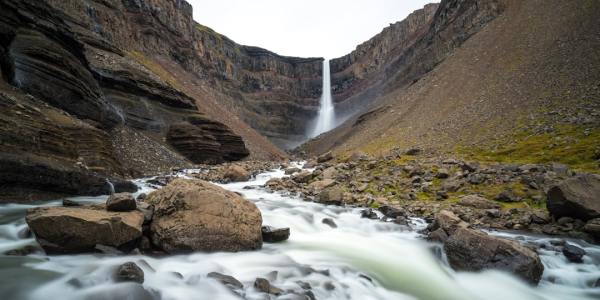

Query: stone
left=458, top=195, right=500, bottom=209
left=26, top=206, right=143, bottom=254
left=254, top=278, right=283, bottom=295
left=530, top=211, right=551, bottom=224
left=495, top=190, right=520, bottom=202
left=583, top=218, right=600, bottom=239
left=114, top=262, right=144, bottom=284
left=106, top=193, right=136, bottom=212
left=562, top=243, right=586, bottom=263
left=318, top=187, right=344, bottom=205
left=428, top=228, right=449, bottom=243
left=436, top=168, right=450, bottom=179
left=62, top=199, right=81, bottom=207
left=261, top=226, right=290, bottom=243
left=442, top=179, right=463, bottom=192
left=405, top=148, right=422, bottom=155
left=146, top=179, right=262, bottom=253
left=486, top=209, right=501, bottom=218
left=136, top=193, right=147, bottom=201
left=322, top=218, right=337, bottom=228
left=360, top=209, right=379, bottom=219
left=284, top=167, right=301, bottom=175
left=444, top=228, right=544, bottom=284
left=434, top=210, right=469, bottom=235
left=292, top=171, right=313, bottom=183
left=224, top=165, right=251, bottom=182
left=547, top=174, right=600, bottom=221
left=378, top=205, right=404, bottom=218
left=321, top=167, right=337, bottom=179
left=207, top=272, right=243, bottom=290
left=317, top=151, right=334, bottom=163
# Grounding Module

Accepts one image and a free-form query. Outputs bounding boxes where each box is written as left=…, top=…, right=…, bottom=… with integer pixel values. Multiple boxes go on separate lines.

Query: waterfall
left=105, top=178, right=115, bottom=195
left=311, top=59, right=335, bottom=137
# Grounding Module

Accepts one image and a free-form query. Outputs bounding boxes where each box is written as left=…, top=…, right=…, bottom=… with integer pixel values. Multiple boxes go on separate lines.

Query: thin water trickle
left=312, top=59, right=335, bottom=137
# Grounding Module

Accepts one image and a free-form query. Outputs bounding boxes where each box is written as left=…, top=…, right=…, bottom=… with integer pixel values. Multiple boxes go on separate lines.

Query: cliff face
left=0, top=0, right=323, bottom=201
left=328, top=0, right=503, bottom=119
left=46, top=0, right=323, bottom=149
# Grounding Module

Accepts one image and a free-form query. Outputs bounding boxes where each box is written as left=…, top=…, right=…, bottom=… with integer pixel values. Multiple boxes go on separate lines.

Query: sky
left=188, top=0, right=437, bottom=59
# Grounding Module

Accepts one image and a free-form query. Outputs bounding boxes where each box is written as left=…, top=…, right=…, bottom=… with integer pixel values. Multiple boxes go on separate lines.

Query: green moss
left=459, top=124, right=600, bottom=173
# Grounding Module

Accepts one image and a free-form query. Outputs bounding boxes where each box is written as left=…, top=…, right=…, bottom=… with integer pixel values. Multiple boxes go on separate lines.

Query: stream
left=0, top=164, right=599, bottom=300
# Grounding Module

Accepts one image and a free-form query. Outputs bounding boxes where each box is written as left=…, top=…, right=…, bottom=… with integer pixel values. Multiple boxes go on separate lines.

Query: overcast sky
left=188, top=0, right=437, bottom=59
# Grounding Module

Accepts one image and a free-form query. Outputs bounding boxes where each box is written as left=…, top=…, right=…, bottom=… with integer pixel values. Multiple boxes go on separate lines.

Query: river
left=0, top=164, right=599, bottom=300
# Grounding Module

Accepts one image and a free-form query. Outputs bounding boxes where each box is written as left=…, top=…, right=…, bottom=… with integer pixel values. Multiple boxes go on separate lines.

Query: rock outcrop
left=146, top=179, right=263, bottom=253
left=26, top=205, right=144, bottom=254
left=547, top=174, right=600, bottom=221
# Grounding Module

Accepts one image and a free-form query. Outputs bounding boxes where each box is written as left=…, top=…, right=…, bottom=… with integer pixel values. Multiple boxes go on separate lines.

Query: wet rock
left=317, top=151, right=334, bottom=163
left=378, top=205, right=404, bottom=218
left=394, top=216, right=410, bottom=226
left=224, top=165, right=251, bottom=182
left=458, top=195, right=500, bottom=209
left=360, top=209, right=378, bottom=219
left=562, top=243, right=586, bottom=263
left=146, top=179, right=262, bottom=253
left=26, top=206, right=143, bottom=254
left=547, top=174, right=600, bottom=221
left=62, top=199, right=81, bottom=207
left=106, top=193, right=136, bottom=212
left=285, top=167, right=301, bottom=175
left=292, top=171, right=313, bottom=183
left=428, top=228, right=449, bottom=243
left=4, top=245, right=38, bottom=256
left=114, top=262, right=144, bottom=284
left=136, top=193, right=147, bottom=201
left=114, top=181, right=139, bottom=194
left=207, top=272, right=243, bottom=290
left=136, top=202, right=154, bottom=224
left=254, top=278, right=283, bottom=295
left=322, top=218, right=337, bottom=228
left=262, top=226, right=290, bottom=243
left=445, top=228, right=544, bottom=284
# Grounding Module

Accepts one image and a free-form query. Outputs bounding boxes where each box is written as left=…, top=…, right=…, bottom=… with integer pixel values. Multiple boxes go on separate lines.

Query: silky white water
left=312, top=60, right=335, bottom=137
left=0, top=164, right=599, bottom=300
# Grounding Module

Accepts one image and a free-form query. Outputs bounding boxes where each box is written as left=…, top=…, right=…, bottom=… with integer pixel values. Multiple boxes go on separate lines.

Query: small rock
left=405, top=148, right=422, bottom=155
left=114, top=262, right=144, bottom=284
left=261, top=226, right=290, bottom=243
left=562, top=243, right=586, bottom=263
left=436, top=168, right=450, bottom=179
left=284, top=167, right=301, bottom=175
left=207, top=272, right=243, bottom=290
left=486, top=209, right=501, bottom=218
left=360, top=209, right=378, bottom=219
left=136, top=193, right=147, bottom=201
left=62, top=199, right=81, bottom=207
left=317, top=151, right=334, bottom=163
left=106, top=193, right=136, bottom=212
left=292, top=171, right=313, bottom=183
left=322, top=218, right=337, bottom=228
left=254, top=278, right=283, bottom=295
left=495, top=190, right=520, bottom=202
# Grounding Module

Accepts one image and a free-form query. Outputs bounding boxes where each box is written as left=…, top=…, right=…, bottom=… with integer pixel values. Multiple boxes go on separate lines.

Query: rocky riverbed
left=0, top=160, right=599, bottom=299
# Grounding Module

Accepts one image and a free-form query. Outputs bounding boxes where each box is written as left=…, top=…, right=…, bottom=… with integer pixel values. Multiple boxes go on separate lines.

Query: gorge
left=1, top=0, right=600, bottom=299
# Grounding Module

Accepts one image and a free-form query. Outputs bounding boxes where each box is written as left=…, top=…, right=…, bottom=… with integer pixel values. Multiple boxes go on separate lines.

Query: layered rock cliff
left=0, top=0, right=323, bottom=201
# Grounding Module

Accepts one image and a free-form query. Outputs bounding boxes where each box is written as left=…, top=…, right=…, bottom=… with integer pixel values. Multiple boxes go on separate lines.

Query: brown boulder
left=445, top=228, right=544, bottom=284
left=146, top=179, right=262, bottom=253
left=26, top=206, right=143, bottom=254
left=458, top=195, right=500, bottom=209
left=224, top=165, right=251, bottom=182
left=317, top=151, right=334, bottom=163
left=547, top=174, right=600, bottom=221
left=106, top=193, right=137, bottom=212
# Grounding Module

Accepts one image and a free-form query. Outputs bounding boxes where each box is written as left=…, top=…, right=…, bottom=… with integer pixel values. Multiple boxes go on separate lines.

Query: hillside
left=301, top=0, right=600, bottom=172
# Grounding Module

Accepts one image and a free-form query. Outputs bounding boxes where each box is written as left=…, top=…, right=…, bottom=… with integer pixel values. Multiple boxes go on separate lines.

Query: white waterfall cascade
left=311, top=59, right=335, bottom=137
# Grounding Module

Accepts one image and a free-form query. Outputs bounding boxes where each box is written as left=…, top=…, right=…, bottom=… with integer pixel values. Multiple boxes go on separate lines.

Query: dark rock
left=136, top=193, right=147, bottom=201
left=254, top=278, right=283, bottom=295
left=547, top=174, right=600, bottom=221
left=562, top=243, right=586, bottom=263
left=583, top=218, right=600, bottom=239
left=114, top=181, right=139, bottom=193
left=394, top=216, right=410, bottom=226
left=207, top=272, right=243, bottom=290
left=428, top=228, right=449, bottom=243
left=436, top=168, right=450, bottom=179
left=445, top=228, right=544, bottom=284
left=62, top=199, right=81, bottom=207
left=486, top=209, right=502, bottom=218
left=322, top=218, right=337, bottom=228
left=292, top=171, right=313, bottom=184
left=114, top=262, right=144, bottom=284
left=495, top=190, right=520, bottom=202
left=261, top=226, right=290, bottom=243
left=106, top=193, right=136, bottom=212
left=405, top=148, right=422, bottom=155
left=378, top=205, right=404, bottom=218
left=360, top=209, right=379, bottom=219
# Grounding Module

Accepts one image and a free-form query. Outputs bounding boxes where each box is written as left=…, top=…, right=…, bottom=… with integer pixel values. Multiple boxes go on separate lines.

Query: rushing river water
left=1, top=164, right=599, bottom=300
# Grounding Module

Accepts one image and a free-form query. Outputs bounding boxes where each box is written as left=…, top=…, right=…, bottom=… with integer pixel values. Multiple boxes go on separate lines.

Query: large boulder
left=317, top=151, right=334, bottom=163
left=146, top=179, right=262, bottom=253
left=26, top=206, right=143, bottom=254
left=547, top=174, right=600, bottom=221
left=106, top=193, right=137, bottom=212
left=445, top=228, right=544, bottom=284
